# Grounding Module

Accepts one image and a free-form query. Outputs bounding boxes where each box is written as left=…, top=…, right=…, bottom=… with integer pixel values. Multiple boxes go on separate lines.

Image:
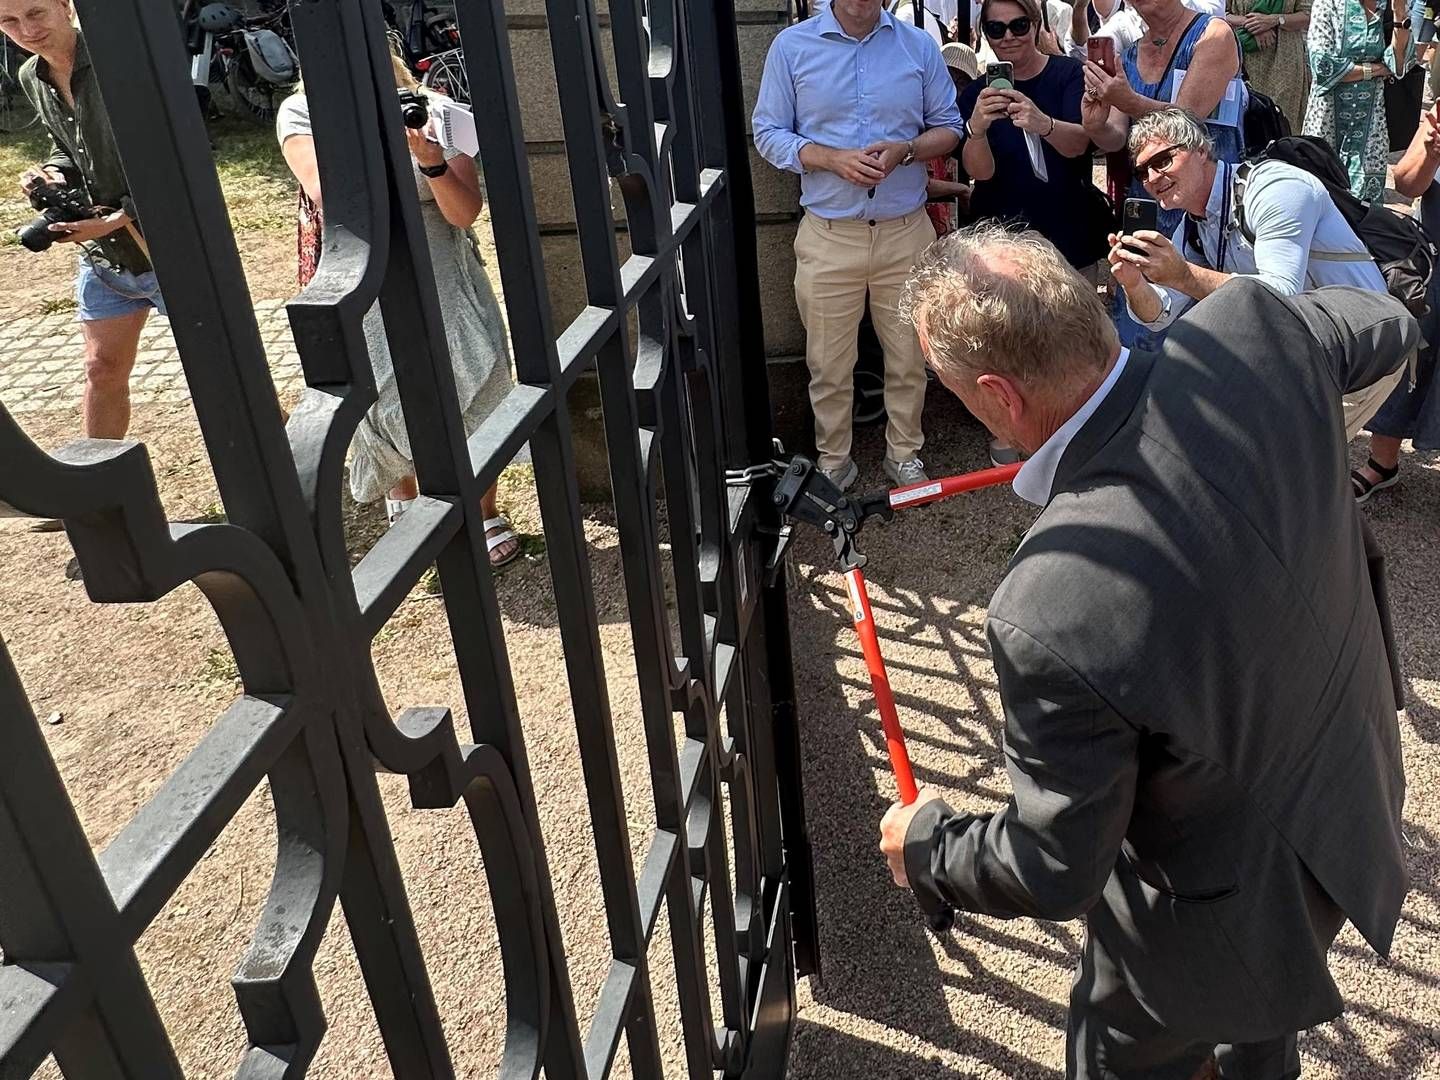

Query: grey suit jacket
left=904, top=280, right=1415, bottom=1042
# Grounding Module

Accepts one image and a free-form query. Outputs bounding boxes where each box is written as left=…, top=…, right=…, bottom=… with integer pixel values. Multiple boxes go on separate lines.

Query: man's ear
left=974, top=371, right=1025, bottom=426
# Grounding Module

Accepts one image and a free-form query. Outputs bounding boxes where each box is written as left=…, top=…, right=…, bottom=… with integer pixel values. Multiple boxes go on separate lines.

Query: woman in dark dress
left=958, top=0, right=1110, bottom=276
left=957, top=0, right=1108, bottom=464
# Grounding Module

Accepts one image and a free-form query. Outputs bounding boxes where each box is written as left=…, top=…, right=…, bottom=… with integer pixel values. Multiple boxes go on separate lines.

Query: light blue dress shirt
left=1013, top=349, right=1131, bottom=506
left=1131, top=160, right=1387, bottom=331
left=751, top=8, right=964, bottom=221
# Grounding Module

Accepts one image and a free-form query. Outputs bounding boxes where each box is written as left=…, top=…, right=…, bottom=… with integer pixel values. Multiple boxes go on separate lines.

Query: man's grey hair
left=899, top=222, right=1117, bottom=392
left=1128, top=107, right=1215, bottom=162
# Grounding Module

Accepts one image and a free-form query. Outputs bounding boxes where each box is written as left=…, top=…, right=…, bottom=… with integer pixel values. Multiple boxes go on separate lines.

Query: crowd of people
left=756, top=0, right=1439, bottom=494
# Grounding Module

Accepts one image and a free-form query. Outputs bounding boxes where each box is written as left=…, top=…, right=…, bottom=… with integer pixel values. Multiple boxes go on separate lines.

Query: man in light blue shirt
left=753, top=0, right=963, bottom=490
left=1111, top=108, right=1404, bottom=438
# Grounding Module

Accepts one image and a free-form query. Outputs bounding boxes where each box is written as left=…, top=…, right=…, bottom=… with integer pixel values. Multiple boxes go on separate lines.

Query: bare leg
left=1365, top=434, right=1404, bottom=473
left=80, top=310, right=149, bottom=439
left=1355, top=434, right=1404, bottom=492
left=1356, top=435, right=1404, bottom=487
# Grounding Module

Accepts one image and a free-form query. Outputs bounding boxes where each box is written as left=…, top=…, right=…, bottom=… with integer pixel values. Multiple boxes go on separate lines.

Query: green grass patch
left=197, top=646, right=240, bottom=687
left=0, top=115, right=295, bottom=243
left=0, top=126, right=55, bottom=242
left=36, top=295, right=75, bottom=315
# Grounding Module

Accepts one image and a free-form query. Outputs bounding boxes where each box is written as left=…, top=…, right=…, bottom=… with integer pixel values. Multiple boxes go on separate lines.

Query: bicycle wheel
left=226, top=58, right=284, bottom=125
left=420, top=48, right=469, bottom=105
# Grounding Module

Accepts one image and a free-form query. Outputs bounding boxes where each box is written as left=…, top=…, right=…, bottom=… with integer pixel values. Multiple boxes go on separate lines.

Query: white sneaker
left=884, top=457, right=929, bottom=487
left=819, top=458, right=859, bottom=492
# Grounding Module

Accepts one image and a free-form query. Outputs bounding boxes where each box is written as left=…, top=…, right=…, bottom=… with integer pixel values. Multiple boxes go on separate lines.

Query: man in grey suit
left=878, top=222, right=1415, bottom=1079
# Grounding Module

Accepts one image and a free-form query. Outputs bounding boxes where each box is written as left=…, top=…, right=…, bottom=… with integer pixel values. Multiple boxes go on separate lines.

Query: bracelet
left=1044, top=115, right=1056, bottom=137
left=1363, top=62, right=1371, bottom=79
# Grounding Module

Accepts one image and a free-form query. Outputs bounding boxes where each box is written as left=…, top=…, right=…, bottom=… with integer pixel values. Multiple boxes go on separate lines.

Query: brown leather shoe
left=1187, top=1058, right=1219, bottom=1080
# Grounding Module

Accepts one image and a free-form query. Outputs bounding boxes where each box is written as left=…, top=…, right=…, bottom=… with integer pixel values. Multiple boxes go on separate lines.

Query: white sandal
left=386, top=497, right=415, bottom=526
left=484, top=515, right=521, bottom=568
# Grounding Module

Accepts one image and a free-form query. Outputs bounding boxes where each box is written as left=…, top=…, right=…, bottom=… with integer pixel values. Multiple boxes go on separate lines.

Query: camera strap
left=123, top=222, right=151, bottom=262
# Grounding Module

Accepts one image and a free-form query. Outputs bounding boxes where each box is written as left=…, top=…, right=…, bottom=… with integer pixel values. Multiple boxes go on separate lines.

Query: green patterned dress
left=1303, top=0, right=1405, bottom=203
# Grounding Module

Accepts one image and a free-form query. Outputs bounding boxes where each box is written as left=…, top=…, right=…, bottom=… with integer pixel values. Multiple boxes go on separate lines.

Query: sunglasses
left=982, top=16, right=1033, bottom=38
left=1134, top=143, right=1186, bottom=181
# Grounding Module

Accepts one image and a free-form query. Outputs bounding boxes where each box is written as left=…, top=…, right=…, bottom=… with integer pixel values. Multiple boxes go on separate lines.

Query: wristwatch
left=418, top=160, right=449, bottom=178
left=1277, top=13, right=1286, bottom=27
left=900, top=139, right=916, bottom=167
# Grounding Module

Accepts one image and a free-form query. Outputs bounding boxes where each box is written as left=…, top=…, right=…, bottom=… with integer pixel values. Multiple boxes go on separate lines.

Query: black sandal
left=1351, top=457, right=1400, bottom=505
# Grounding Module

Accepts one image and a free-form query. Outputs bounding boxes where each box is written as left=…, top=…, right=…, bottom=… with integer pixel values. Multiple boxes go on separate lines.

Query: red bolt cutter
left=771, top=456, right=1022, bottom=931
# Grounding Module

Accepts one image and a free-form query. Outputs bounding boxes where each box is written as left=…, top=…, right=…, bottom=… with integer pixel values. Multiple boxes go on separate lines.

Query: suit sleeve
left=903, top=618, right=1138, bottom=921
left=1284, top=285, right=1420, bottom=396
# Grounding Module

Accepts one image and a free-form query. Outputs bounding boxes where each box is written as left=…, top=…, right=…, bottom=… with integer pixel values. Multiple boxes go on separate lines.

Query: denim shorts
left=74, top=257, right=167, bottom=322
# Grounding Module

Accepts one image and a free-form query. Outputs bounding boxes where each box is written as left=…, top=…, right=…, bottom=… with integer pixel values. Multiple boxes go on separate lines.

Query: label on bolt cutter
left=889, top=481, right=943, bottom=507
left=847, top=575, right=866, bottom=623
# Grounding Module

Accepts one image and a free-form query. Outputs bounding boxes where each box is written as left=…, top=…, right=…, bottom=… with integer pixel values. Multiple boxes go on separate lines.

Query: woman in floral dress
left=1304, top=0, right=1410, bottom=203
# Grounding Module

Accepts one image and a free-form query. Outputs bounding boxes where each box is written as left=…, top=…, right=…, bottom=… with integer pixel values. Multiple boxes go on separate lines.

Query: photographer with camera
left=1109, top=108, right=1405, bottom=439
left=277, top=51, right=521, bottom=569
left=3, top=0, right=163, bottom=441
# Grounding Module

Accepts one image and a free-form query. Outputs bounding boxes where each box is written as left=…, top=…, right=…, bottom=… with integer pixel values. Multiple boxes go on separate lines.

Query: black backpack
left=1193, top=136, right=1436, bottom=319
left=1241, top=81, right=1290, bottom=155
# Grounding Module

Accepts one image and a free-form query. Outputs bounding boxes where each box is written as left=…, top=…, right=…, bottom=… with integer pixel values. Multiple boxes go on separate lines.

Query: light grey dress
left=277, top=93, right=514, bottom=503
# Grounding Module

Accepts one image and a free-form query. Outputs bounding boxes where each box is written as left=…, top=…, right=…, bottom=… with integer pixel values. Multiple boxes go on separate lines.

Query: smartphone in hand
left=1121, top=198, right=1159, bottom=255
left=986, top=62, right=1014, bottom=90
left=1087, top=36, right=1117, bottom=76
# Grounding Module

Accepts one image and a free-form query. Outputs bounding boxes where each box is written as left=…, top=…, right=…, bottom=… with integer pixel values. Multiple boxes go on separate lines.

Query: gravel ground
left=2, top=369, right=1436, bottom=1079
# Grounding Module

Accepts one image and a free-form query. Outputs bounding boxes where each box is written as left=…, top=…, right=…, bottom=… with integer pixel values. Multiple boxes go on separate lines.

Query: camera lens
left=16, top=217, right=56, bottom=253
left=401, top=102, right=428, bottom=128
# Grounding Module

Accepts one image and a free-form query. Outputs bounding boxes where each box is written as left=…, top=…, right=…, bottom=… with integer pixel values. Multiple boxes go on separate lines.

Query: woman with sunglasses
left=1078, top=0, right=1244, bottom=347
left=959, top=0, right=1109, bottom=272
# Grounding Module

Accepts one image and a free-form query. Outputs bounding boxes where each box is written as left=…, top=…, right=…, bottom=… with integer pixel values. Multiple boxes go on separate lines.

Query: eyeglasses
left=982, top=16, right=1033, bottom=38
left=1134, top=144, right=1188, bottom=181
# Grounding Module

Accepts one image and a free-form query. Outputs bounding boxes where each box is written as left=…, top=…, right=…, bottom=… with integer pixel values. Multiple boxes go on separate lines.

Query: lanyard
left=1212, top=162, right=1233, bottom=271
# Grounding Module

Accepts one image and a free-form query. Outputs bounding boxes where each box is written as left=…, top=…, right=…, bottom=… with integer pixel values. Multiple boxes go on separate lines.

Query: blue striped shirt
left=751, top=8, right=964, bottom=220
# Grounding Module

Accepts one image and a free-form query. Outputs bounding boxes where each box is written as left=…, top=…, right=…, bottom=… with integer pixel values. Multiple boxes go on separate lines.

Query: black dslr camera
left=16, top=181, right=97, bottom=253
left=396, top=88, right=430, bottom=129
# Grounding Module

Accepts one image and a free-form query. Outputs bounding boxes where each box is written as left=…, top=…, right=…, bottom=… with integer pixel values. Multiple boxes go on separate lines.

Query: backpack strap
left=1233, top=159, right=1368, bottom=285
left=1233, top=159, right=1257, bottom=245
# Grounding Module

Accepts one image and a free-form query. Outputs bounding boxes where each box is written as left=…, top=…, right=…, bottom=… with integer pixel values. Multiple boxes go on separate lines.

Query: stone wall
left=505, top=0, right=803, bottom=359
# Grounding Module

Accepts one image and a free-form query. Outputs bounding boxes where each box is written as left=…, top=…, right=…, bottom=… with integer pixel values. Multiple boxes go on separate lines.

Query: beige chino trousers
left=794, top=209, right=935, bottom=471
left=1344, top=365, right=1407, bottom=441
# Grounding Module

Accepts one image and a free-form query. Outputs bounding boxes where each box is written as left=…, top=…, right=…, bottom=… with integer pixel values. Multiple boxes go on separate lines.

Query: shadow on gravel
left=786, top=389, right=1066, bottom=1078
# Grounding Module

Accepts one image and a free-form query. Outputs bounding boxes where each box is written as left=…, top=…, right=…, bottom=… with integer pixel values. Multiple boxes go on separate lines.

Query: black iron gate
left=0, top=0, right=817, bottom=1074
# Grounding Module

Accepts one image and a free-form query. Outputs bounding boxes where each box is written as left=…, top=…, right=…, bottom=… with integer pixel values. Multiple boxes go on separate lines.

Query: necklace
left=1150, top=34, right=1167, bottom=44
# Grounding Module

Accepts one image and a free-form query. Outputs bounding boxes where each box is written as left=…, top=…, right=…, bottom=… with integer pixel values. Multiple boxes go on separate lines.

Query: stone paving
left=0, top=298, right=305, bottom=417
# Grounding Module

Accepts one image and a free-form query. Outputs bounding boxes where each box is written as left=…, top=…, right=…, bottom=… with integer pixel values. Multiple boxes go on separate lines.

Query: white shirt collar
left=1012, top=348, right=1130, bottom=506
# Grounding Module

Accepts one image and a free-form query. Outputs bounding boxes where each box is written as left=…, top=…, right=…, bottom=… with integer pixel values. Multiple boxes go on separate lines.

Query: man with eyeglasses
left=1110, top=108, right=1404, bottom=437
left=753, top=0, right=963, bottom=492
